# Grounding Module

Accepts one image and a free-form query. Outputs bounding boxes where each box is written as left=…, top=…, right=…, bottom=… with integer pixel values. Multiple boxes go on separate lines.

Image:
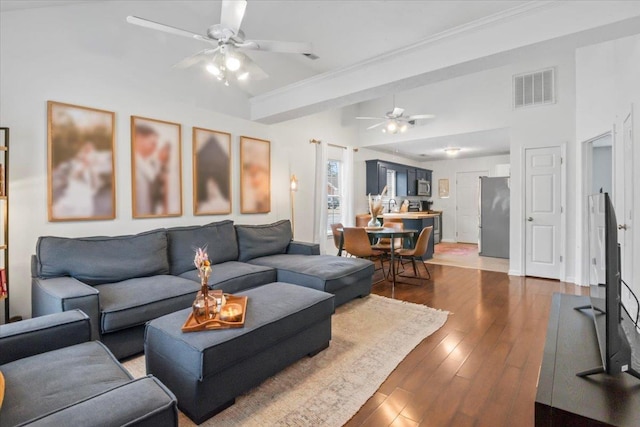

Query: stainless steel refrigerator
left=479, top=176, right=510, bottom=259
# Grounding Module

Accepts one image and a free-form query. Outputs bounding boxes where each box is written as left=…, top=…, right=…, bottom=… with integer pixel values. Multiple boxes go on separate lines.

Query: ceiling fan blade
left=126, top=16, right=212, bottom=43
left=172, top=48, right=220, bottom=69
left=407, top=114, right=436, bottom=120
left=367, top=122, right=386, bottom=130
left=238, top=39, right=313, bottom=55
left=220, top=0, right=247, bottom=36
left=355, top=116, right=386, bottom=120
left=391, top=107, right=405, bottom=117
left=237, top=53, right=269, bottom=81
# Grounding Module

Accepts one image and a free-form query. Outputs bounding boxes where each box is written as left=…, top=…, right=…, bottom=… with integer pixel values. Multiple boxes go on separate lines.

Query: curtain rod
left=309, top=139, right=358, bottom=152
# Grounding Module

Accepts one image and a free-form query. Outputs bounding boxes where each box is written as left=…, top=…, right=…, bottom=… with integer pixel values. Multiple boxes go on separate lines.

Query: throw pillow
left=235, top=220, right=293, bottom=262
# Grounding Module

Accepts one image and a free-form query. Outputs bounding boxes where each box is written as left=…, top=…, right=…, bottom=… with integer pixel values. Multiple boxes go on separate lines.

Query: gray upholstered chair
left=0, top=310, right=178, bottom=426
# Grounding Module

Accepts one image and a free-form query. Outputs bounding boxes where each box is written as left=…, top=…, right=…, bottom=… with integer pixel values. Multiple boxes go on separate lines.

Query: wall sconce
left=290, top=175, right=298, bottom=236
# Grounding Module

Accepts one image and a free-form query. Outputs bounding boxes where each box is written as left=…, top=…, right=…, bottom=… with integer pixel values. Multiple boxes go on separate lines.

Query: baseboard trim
left=441, top=239, right=456, bottom=243
left=508, top=269, right=522, bottom=276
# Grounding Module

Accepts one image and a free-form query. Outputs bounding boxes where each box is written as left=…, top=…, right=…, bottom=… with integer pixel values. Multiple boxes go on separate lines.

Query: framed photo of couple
left=193, top=127, right=232, bottom=215
left=47, top=101, right=116, bottom=222
left=131, top=116, right=183, bottom=218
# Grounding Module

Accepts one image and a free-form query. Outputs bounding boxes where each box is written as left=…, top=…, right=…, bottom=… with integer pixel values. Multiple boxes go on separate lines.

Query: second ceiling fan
left=127, top=0, right=315, bottom=86
left=356, top=97, right=435, bottom=134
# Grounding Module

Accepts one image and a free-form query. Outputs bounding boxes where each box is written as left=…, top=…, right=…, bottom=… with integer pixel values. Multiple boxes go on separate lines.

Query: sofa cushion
left=36, top=230, right=169, bottom=285
left=178, top=261, right=276, bottom=294
left=167, top=220, right=239, bottom=275
left=235, top=220, right=292, bottom=262
left=95, top=275, right=200, bottom=333
left=0, top=341, right=131, bottom=427
left=249, top=254, right=374, bottom=293
left=145, top=282, right=334, bottom=379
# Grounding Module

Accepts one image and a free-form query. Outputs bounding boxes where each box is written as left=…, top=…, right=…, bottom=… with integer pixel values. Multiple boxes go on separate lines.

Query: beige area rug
left=427, top=242, right=509, bottom=273
left=123, top=295, right=448, bottom=426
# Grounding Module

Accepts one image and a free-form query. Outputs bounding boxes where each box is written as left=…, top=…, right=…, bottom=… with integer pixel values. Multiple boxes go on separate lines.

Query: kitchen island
left=382, top=212, right=442, bottom=259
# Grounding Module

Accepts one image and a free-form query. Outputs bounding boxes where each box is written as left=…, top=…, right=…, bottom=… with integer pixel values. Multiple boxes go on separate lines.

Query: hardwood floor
left=345, top=263, right=589, bottom=427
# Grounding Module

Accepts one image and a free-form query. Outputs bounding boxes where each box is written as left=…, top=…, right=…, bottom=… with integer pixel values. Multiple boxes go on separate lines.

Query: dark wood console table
left=536, top=293, right=640, bottom=426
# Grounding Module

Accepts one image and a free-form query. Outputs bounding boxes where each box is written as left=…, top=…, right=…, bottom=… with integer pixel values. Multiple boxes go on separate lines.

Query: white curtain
left=313, top=142, right=328, bottom=254
left=342, top=147, right=355, bottom=227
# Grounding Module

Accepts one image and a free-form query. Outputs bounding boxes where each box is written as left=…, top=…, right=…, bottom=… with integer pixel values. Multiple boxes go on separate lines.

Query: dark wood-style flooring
left=344, top=263, right=589, bottom=427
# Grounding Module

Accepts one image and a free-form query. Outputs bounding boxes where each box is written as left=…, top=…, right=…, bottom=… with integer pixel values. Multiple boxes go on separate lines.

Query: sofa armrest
left=23, top=376, right=178, bottom=427
left=287, top=241, right=320, bottom=255
left=31, top=277, right=101, bottom=340
left=0, top=310, right=91, bottom=365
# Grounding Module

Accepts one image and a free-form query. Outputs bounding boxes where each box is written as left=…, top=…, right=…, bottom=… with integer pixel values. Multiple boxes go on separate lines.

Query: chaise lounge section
left=31, top=220, right=374, bottom=359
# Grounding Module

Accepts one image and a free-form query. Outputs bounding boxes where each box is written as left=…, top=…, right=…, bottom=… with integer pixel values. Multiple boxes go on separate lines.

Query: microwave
left=417, top=179, right=431, bottom=196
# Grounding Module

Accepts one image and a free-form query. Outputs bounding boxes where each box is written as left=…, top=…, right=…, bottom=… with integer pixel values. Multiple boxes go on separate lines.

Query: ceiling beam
left=249, top=1, right=640, bottom=124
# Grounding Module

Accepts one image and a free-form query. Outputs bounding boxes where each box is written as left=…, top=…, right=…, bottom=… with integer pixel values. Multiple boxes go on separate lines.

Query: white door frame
left=579, top=131, right=613, bottom=286
left=519, top=143, right=567, bottom=282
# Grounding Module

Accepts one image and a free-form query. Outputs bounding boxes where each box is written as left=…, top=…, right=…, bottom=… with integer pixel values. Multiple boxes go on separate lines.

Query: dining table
left=336, top=227, right=418, bottom=294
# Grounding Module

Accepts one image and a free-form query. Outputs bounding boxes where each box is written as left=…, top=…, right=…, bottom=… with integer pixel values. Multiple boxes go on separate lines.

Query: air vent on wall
left=513, top=68, right=555, bottom=109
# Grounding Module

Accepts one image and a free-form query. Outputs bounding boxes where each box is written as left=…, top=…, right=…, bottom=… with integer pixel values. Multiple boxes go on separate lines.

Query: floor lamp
left=290, top=175, right=298, bottom=237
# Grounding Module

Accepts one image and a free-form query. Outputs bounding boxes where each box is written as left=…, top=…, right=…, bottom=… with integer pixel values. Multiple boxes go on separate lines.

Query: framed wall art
left=439, top=178, right=450, bottom=198
left=193, top=127, right=232, bottom=215
left=131, top=116, right=182, bottom=218
left=240, top=136, right=270, bottom=214
left=47, top=101, right=116, bottom=221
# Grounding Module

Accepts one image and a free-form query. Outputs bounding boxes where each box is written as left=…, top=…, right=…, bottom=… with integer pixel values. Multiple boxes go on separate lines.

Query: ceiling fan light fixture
left=237, top=71, right=250, bottom=81
left=206, top=63, right=222, bottom=76
left=399, top=124, right=408, bottom=133
left=225, top=54, right=241, bottom=71
left=444, top=147, right=461, bottom=156
left=385, top=121, right=398, bottom=134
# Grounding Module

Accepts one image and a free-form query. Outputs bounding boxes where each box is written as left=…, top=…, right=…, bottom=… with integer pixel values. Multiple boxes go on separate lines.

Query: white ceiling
left=0, top=0, right=527, bottom=95
left=369, top=128, right=511, bottom=161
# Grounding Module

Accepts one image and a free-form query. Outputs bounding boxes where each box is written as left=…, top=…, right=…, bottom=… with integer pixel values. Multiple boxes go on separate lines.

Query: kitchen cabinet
left=366, top=160, right=432, bottom=197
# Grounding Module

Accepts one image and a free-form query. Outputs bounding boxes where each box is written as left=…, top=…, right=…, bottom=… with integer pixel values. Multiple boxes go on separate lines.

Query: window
left=327, top=159, right=341, bottom=233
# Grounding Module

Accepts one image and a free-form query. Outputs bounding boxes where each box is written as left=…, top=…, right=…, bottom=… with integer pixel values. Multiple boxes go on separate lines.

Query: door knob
left=618, top=224, right=628, bottom=230
left=527, top=217, right=533, bottom=222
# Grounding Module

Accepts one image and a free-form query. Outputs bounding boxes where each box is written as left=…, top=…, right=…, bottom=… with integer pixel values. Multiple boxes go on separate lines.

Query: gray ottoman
left=144, top=282, right=334, bottom=424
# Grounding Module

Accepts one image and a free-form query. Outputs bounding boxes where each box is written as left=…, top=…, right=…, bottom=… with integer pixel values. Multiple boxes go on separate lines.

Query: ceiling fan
left=126, top=0, right=314, bottom=86
left=356, top=98, right=435, bottom=134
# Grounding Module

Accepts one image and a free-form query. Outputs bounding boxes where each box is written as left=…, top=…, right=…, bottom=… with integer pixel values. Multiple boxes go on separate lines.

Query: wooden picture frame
left=47, top=101, right=116, bottom=221
left=439, top=178, right=450, bottom=198
left=131, top=116, right=183, bottom=218
left=240, top=136, right=270, bottom=214
left=192, top=127, right=232, bottom=215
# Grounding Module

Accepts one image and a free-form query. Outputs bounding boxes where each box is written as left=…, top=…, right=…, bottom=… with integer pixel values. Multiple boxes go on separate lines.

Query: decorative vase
left=368, top=216, right=381, bottom=227
left=192, top=277, right=217, bottom=324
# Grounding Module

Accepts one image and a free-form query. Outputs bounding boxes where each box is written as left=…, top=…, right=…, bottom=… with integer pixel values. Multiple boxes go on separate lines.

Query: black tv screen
left=587, top=192, right=633, bottom=375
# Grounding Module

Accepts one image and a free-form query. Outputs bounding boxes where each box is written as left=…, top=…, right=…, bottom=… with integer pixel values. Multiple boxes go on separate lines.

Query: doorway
left=580, top=131, right=613, bottom=285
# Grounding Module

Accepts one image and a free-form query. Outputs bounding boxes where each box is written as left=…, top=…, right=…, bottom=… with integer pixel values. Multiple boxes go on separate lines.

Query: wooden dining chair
left=396, top=226, right=433, bottom=280
left=330, top=223, right=346, bottom=256
left=343, top=227, right=386, bottom=277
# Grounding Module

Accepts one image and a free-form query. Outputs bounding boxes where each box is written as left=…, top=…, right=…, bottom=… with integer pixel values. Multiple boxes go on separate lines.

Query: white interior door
left=456, top=171, right=488, bottom=243
left=525, top=146, right=562, bottom=279
left=621, top=112, right=634, bottom=295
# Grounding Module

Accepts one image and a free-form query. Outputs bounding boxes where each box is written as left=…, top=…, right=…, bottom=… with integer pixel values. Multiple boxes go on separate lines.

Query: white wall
left=421, top=154, right=510, bottom=243
left=575, top=35, right=640, bottom=296
left=0, top=5, right=355, bottom=319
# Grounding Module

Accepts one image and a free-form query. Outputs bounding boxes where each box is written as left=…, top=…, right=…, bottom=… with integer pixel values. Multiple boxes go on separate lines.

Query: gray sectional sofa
left=31, top=220, right=373, bottom=359
left=0, top=310, right=178, bottom=427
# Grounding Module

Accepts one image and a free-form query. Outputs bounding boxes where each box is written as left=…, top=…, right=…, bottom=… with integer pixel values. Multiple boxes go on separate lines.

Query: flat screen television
left=577, top=192, right=640, bottom=379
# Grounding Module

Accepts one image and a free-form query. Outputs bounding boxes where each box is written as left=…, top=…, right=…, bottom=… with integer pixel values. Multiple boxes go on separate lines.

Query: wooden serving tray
left=181, top=294, right=248, bottom=332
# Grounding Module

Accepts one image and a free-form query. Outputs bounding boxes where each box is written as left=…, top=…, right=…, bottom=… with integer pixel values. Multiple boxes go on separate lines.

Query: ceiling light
left=444, top=147, right=461, bottom=156
left=206, top=63, right=221, bottom=76
left=237, top=71, right=249, bottom=81
left=225, top=55, right=241, bottom=71
left=399, top=124, right=408, bottom=133
left=386, top=121, right=398, bottom=133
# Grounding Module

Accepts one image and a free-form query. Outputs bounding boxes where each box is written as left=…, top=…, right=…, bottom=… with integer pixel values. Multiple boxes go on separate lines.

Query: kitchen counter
left=382, top=211, right=441, bottom=219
